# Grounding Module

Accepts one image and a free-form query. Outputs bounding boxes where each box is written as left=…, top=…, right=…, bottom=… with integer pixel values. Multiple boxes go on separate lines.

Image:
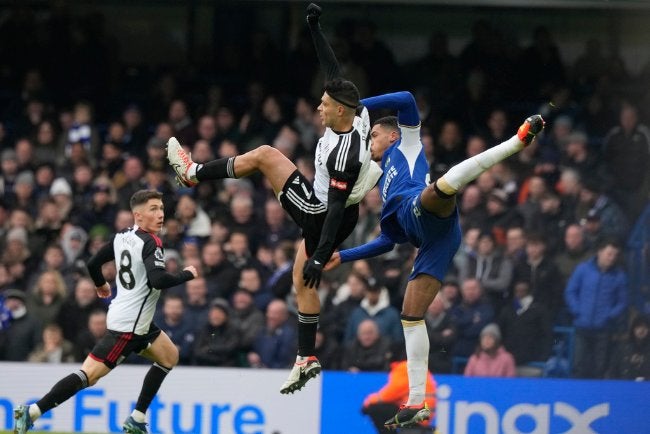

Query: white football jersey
left=106, top=225, right=166, bottom=334
left=312, top=106, right=381, bottom=207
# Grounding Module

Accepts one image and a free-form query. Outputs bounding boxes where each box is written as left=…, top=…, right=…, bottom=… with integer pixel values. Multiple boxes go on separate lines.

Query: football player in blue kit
left=327, top=90, right=544, bottom=429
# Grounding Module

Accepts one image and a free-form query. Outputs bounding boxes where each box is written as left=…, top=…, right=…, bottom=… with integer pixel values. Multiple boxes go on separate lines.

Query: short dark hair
left=373, top=116, right=399, bottom=132
left=323, top=78, right=360, bottom=109
left=130, top=189, right=163, bottom=210
left=597, top=236, right=622, bottom=251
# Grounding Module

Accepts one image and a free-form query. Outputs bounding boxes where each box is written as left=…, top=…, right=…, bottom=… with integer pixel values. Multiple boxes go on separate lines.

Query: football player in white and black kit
left=13, top=190, right=198, bottom=434
left=167, top=2, right=381, bottom=396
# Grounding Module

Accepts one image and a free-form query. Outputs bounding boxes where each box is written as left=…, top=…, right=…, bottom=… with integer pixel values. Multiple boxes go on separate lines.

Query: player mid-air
left=326, top=90, right=544, bottom=428
left=167, top=2, right=381, bottom=395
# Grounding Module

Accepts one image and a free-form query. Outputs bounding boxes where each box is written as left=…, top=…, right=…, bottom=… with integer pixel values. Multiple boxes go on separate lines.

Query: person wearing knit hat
left=464, top=323, right=516, bottom=378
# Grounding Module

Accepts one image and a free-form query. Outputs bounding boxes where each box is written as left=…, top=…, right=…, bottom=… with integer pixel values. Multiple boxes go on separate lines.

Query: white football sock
left=402, top=319, right=429, bottom=406
left=28, top=403, right=42, bottom=421
left=131, top=409, right=146, bottom=423
left=438, top=134, right=523, bottom=195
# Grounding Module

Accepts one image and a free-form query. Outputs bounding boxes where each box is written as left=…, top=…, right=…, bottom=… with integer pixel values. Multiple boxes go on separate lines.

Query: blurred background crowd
left=0, top=1, right=649, bottom=382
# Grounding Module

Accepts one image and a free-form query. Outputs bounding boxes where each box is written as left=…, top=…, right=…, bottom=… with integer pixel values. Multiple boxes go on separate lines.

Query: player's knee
left=255, top=144, right=278, bottom=159
left=166, top=346, right=180, bottom=367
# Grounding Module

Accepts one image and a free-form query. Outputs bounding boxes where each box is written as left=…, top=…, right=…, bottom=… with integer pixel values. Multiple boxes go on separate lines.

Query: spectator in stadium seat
left=554, top=223, right=592, bottom=285
left=158, top=294, right=196, bottom=365
left=231, top=288, right=265, bottom=352
left=320, top=271, right=367, bottom=344
left=238, top=266, right=273, bottom=312
left=28, top=323, right=76, bottom=364
left=56, top=277, right=107, bottom=342
left=425, top=294, right=457, bottom=374
left=602, top=102, right=650, bottom=220
left=450, top=278, right=494, bottom=358
left=182, top=277, right=210, bottom=331
left=12, top=171, right=37, bottom=216
left=116, top=156, right=147, bottom=210
left=175, top=194, right=211, bottom=239
left=74, top=309, right=107, bottom=362
left=498, top=280, right=552, bottom=367
left=262, top=198, right=300, bottom=249
left=0, top=289, right=42, bottom=361
left=344, top=281, right=402, bottom=345
left=457, top=231, right=513, bottom=314
left=265, top=241, right=295, bottom=301
left=608, top=314, right=650, bottom=380
left=464, top=323, right=516, bottom=377
left=575, top=178, right=629, bottom=244
left=193, top=298, right=241, bottom=367
left=513, top=233, right=563, bottom=319
left=248, top=299, right=297, bottom=369
left=200, top=241, right=239, bottom=300
left=75, top=180, right=118, bottom=232
left=27, top=270, right=67, bottom=326
left=504, top=226, right=527, bottom=263
left=341, top=319, right=392, bottom=372
left=168, top=99, right=197, bottom=147
left=565, top=237, right=628, bottom=379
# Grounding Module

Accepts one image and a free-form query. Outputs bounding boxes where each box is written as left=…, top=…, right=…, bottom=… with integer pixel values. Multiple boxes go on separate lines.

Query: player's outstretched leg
left=384, top=402, right=431, bottom=430
left=433, top=114, right=544, bottom=199
left=13, top=405, right=34, bottom=434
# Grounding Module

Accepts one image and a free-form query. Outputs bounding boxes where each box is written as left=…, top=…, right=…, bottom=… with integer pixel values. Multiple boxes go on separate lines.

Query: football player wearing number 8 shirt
left=13, top=190, right=198, bottom=434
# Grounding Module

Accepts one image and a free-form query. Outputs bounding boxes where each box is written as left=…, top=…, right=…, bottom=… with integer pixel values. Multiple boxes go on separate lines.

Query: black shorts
left=89, top=323, right=161, bottom=369
left=279, top=170, right=359, bottom=256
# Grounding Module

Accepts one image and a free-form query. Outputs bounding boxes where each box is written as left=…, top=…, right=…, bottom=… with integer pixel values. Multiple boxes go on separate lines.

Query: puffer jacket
left=564, top=257, right=627, bottom=330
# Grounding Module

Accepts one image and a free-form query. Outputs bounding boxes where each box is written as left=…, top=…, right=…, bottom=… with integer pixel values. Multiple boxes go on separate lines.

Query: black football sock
left=196, top=157, right=236, bottom=181
left=297, top=312, right=319, bottom=356
left=135, top=363, right=171, bottom=413
left=36, top=370, right=89, bottom=413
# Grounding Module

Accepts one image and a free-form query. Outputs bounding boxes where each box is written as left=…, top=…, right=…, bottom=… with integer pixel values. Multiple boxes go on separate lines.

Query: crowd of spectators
left=0, top=6, right=649, bottom=381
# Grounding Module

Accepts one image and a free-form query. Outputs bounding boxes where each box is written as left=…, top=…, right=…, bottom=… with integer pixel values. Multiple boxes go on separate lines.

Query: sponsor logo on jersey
left=330, top=178, right=348, bottom=190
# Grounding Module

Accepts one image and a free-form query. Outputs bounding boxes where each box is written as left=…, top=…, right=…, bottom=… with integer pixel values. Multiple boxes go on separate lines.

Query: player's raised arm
left=306, top=3, right=342, bottom=81
left=361, top=91, right=420, bottom=127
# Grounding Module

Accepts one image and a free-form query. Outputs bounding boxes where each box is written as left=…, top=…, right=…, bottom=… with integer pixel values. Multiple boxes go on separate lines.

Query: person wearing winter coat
left=464, top=323, right=516, bottom=377
left=608, top=314, right=650, bottom=380
left=344, top=284, right=402, bottom=345
left=564, top=238, right=628, bottom=378
left=192, top=298, right=242, bottom=367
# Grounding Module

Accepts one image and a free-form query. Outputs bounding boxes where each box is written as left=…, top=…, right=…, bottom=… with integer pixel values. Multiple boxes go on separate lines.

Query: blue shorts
left=396, top=194, right=462, bottom=282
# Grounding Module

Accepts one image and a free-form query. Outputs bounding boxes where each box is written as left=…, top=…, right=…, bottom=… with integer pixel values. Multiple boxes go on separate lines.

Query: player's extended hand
left=303, top=258, right=323, bottom=288
left=96, top=283, right=111, bottom=299
left=184, top=265, right=198, bottom=279
left=306, top=3, right=322, bottom=25
left=324, top=251, right=341, bottom=271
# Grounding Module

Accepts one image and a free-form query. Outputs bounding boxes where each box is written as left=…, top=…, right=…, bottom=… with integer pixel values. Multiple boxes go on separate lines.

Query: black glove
left=306, top=3, right=322, bottom=26
left=303, top=257, right=323, bottom=288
